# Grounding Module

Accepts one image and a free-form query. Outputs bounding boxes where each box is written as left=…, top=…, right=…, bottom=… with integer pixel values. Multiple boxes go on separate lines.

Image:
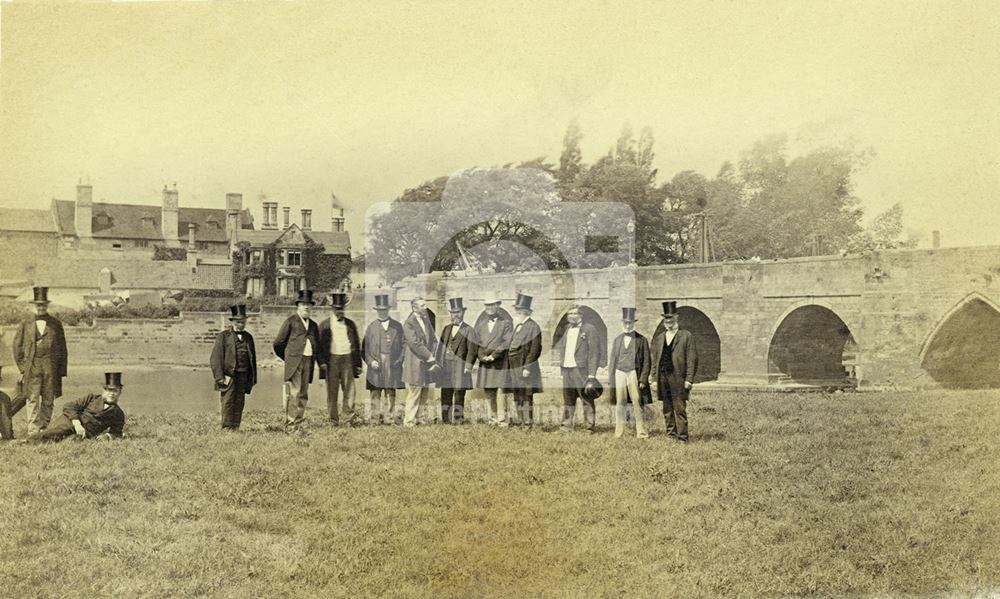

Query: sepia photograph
left=1, top=1, right=999, bottom=597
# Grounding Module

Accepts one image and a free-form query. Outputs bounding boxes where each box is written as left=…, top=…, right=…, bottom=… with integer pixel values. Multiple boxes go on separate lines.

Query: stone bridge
left=392, top=245, right=1000, bottom=389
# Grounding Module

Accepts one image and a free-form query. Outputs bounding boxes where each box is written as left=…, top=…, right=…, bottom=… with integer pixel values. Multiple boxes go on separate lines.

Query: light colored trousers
left=404, top=385, right=430, bottom=426
left=283, top=357, right=312, bottom=428
left=614, top=369, right=648, bottom=438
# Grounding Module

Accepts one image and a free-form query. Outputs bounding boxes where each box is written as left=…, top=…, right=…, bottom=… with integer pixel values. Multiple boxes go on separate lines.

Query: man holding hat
left=650, top=301, right=699, bottom=442
left=273, top=290, right=321, bottom=430
left=506, top=293, right=543, bottom=428
left=13, top=287, right=68, bottom=436
left=210, top=304, right=257, bottom=431
left=318, top=292, right=363, bottom=425
left=402, top=296, right=438, bottom=426
left=26, top=372, right=125, bottom=443
left=554, top=305, right=601, bottom=433
left=608, top=307, right=651, bottom=439
left=362, top=293, right=404, bottom=424
left=474, top=293, right=512, bottom=426
left=436, top=297, right=477, bottom=424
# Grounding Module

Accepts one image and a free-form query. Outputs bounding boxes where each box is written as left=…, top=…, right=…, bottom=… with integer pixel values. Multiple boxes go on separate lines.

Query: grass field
left=2, top=389, right=999, bottom=598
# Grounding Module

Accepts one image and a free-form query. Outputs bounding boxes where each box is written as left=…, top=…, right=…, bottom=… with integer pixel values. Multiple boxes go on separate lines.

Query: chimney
left=283, top=206, right=291, bottom=229
left=225, top=192, right=242, bottom=251
left=187, top=223, right=197, bottom=250
left=76, top=179, right=93, bottom=242
left=331, top=193, right=345, bottom=232
left=301, top=209, right=312, bottom=231
left=261, top=200, right=277, bottom=230
left=161, top=184, right=180, bottom=247
left=932, top=230, right=941, bottom=249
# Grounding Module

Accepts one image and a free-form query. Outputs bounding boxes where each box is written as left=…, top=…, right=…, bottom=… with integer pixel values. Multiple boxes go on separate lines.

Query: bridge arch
left=676, top=306, right=721, bottom=382
left=919, top=292, right=1000, bottom=388
left=767, top=302, right=858, bottom=387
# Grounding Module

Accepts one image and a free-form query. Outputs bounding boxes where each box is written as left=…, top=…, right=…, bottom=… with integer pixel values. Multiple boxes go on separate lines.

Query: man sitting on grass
left=25, top=372, right=125, bottom=443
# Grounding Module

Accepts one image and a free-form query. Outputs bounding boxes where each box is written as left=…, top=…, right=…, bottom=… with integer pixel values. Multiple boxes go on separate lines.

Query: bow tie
left=569, top=324, right=580, bottom=329
left=488, top=315, right=498, bottom=321
left=624, top=331, right=635, bottom=337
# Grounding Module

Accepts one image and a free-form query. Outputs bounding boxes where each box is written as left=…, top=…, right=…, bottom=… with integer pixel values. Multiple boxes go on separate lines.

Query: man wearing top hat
left=26, top=372, right=125, bottom=443
left=273, top=289, right=321, bottom=430
left=506, top=293, right=543, bottom=428
left=554, top=305, right=601, bottom=433
left=210, top=304, right=257, bottom=431
left=474, top=293, right=513, bottom=426
left=608, top=307, right=652, bottom=439
left=650, top=301, right=699, bottom=442
left=318, top=292, right=363, bottom=426
left=12, top=286, right=68, bottom=436
left=362, top=293, right=405, bottom=424
left=402, top=296, right=439, bottom=426
left=436, top=297, right=477, bottom=424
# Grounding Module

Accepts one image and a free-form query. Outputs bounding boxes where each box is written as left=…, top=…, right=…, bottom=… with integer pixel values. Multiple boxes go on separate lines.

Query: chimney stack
left=261, top=200, right=278, bottom=230
left=225, top=192, right=242, bottom=251
left=932, top=230, right=941, bottom=249
left=331, top=193, right=345, bottom=232
left=187, top=223, right=197, bottom=250
left=161, top=184, right=180, bottom=247
left=283, top=206, right=291, bottom=229
left=301, top=209, right=312, bottom=231
left=76, top=178, right=94, bottom=242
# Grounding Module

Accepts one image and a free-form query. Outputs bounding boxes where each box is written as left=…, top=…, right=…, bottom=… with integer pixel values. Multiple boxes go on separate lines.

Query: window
left=250, top=249, right=262, bottom=265
left=286, top=251, right=302, bottom=266
left=277, top=250, right=284, bottom=266
left=246, top=277, right=264, bottom=297
left=112, top=240, right=123, bottom=250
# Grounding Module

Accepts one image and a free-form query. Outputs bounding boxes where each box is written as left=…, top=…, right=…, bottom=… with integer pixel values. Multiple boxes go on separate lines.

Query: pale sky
left=1, top=0, right=998, bottom=250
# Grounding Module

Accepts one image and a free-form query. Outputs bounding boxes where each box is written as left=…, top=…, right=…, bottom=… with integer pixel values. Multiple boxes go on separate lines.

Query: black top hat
left=661, top=301, right=678, bottom=317
left=104, top=372, right=124, bottom=389
left=582, top=378, right=604, bottom=401
left=447, top=297, right=465, bottom=312
left=622, top=307, right=637, bottom=321
left=513, top=293, right=533, bottom=311
left=229, top=304, right=248, bottom=320
left=295, top=290, right=315, bottom=305
left=32, top=287, right=50, bottom=304
left=330, top=293, right=348, bottom=308
left=373, top=294, right=391, bottom=309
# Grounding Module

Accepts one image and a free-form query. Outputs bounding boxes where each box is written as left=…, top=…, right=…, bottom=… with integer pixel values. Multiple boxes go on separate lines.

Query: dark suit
left=474, top=314, right=513, bottom=424
left=650, top=324, right=699, bottom=441
left=26, top=392, right=125, bottom=443
left=608, top=331, right=651, bottom=438
left=362, top=318, right=404, bottom=423
left=210, top=328, right=257, bottom=429
left=437, top=322, right=477, bottom=423
left=553, top=322, right=600, bottom=431
left=13, top=315, right=68, bottom=434
left=402, top=311, right=438, bottom=425
left=272, top=314, right=321, bottom=428
left=318, top=316, right=363, bottom=424
left=506, top=318, right=543, bottom=425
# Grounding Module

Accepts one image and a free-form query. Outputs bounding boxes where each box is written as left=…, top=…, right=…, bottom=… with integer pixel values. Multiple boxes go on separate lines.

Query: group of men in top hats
left=207, top=289, right=699, bottom=440
left=1, top=287, right=126, bottom=443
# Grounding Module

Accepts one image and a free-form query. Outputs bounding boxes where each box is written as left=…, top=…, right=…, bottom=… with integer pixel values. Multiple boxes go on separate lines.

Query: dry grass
left=2, top=389, right=1000, bottom=598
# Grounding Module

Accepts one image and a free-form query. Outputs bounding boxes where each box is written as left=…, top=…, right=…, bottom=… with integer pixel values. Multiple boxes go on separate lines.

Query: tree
left=847, top=202, right=919, bottom=252
left=557, top=119, right=584, bottom=190
left=614, top=123, right=637, bottom=166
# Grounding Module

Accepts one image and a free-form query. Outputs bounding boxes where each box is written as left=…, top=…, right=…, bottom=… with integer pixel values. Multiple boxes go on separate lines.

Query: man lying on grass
left=25, top=372, right=125, bottom=443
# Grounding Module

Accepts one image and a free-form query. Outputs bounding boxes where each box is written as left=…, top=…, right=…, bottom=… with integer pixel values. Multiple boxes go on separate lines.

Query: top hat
left=31, top=287, right=50, bottom=305
left=229, top=304, right=248, bottom=320
left=447, top=297, right=466, bottom=312
left=661, top=301, right=679, bottom=317
left=622, top=307, right=637, bottom=321
left=330, top=293, right=348, bottom=308
left=582, top=378, right=604, bottom=401
left=513, top=293, right=533, bottom=311
left=373, top=294, right=391, bottom=309
left=295, top=289, right=315, bottom=306
left=104, top=372, right=124, bottom=389
left=482, top=292, right=501, bottom=305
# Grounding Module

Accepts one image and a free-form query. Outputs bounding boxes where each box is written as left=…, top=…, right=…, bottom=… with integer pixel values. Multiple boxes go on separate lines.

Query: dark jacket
left=505, top=318, right=543, bottom=393
left=362, top=318, right=405, bottom=390
left=272, top=314, right=321, bottom=383
left=552, top=322, right=600, bottom=379
left=649, top=323, right=698, bottom=392
left=474, top=314, right=512, bottom=389
left=437, top=322, right=477, bottom=390
left=607, top=331, right=651, bottom=404
left=13, top=315, right=68, bottom=398
left=210, top=328, right=258, bottom=394
left=317, top=316, right=363, bottom=378
left=402, top=312, right=438, bottom=387
left=64, top=393, right=126, bottom=438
